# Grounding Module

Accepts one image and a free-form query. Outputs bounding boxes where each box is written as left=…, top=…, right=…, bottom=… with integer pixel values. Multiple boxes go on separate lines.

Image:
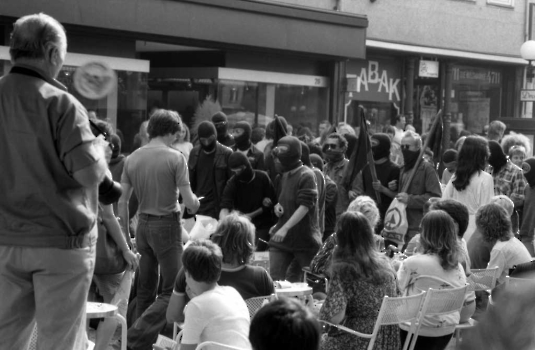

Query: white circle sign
left=73, top=61, right=117, bottom=100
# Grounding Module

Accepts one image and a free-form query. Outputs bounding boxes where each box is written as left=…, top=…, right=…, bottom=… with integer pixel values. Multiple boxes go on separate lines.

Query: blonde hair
left=347, top=195, right=380, bottom=229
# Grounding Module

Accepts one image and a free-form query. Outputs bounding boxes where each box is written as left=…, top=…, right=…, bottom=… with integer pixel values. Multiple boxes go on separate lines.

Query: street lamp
left=520, top=40, right=535, bottom=79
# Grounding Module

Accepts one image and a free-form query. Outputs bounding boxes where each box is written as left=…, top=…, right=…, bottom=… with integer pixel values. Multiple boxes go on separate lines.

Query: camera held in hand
left=98, top=175, right=122, bottom=205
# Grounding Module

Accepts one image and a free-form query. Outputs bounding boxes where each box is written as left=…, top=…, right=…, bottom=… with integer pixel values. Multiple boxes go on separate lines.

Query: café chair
left=245, top=294, right=277, bottom=319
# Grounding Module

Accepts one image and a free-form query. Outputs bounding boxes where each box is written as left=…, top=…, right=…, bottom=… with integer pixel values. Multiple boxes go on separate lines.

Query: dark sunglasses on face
left=401, top=144, right=412, bottom=151
left=324, top=143, right=338, bottom=150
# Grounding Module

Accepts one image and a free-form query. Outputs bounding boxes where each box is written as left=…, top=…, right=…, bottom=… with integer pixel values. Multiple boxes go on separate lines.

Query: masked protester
left=219, top=152, right=276, bottom=251
left=519, top=158, right=535, bottom=255
left=269, top=136, right=321, bottom=282
left=392, top=131, right=441, bottom=249
left=323, top=133, right=355, bottom=220
left=264, top=115, right=288, bottom=182
left=353, top=133, right=400, bottom=234
left=231, top=121, right=265, bottom=170
left=188, top=121, right=232, bottom=219
left=211, top=112, right=235, bottom=147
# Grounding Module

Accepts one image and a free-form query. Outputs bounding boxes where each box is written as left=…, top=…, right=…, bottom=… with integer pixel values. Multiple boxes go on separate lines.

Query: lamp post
left=521, top=40, right=535, bottom=81
left=520, top=41, right=535, bottom=118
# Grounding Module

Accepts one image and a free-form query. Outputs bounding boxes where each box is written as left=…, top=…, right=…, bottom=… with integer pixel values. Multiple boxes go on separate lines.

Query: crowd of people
left=3, top=12, right=535, bottom=350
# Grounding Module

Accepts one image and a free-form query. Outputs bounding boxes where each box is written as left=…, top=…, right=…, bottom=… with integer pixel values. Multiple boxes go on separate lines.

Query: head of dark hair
left=307, top=142, right=323, bottom=158
left=147, top=109, right=181, bottom=139
left=210, top=213, right=255, bottom=265
left=420, top=210, right=460, bottom=270
left=249, top=298, right=321, bottom=350
left=452, top=136, right=489, bottom=191
left=182, top=240, right=223, bottom=283
left=331, top=211, right=394, bottom=283
left=429, top=199, right=470, bottom=238
left=326, top=133, right=348, bottom=150
left=476, top=203, right=512, bottom=244
left=251, top=127, right=266, bottom=144
left=390, top=114, right=403, bottom=126
left=10, top=13, right=66, bottom=61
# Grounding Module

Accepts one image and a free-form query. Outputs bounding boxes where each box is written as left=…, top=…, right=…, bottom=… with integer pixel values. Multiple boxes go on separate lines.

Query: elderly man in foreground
left=0, top=13, right=108, bottom=349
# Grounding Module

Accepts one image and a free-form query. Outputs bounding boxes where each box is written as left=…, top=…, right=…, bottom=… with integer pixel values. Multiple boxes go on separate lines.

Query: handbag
left=381, top=198, right=409, bottom=247
left=94, top=207, right=128, bottom=275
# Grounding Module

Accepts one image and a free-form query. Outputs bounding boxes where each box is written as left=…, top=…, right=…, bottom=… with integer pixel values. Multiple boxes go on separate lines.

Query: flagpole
left=400, top=109, right=443, bottom=194
left=361, top=110, right=382, bottom=204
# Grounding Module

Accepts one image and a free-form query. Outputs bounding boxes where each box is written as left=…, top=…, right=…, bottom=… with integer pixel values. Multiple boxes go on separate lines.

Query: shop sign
left=418, top=60, right=439, bottom=78
left=346, top=59, right=401, bottom=103
left=521, top=89, right=535, bottom=101
left=452, top=66, right=501, bottom=85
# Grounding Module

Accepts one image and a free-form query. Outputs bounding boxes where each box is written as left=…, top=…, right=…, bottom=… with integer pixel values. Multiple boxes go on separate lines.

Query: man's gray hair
left=402, top=130, right=422, bottom=149
left=10, top=13, right=66, bottom=61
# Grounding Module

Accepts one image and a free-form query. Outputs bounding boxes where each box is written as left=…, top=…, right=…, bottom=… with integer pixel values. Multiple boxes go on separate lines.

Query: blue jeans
left=128, top=213, right=182, bottom=350
left=270, top=247, right=317, bottom=282
left=0, top=243, right=95, bottom=350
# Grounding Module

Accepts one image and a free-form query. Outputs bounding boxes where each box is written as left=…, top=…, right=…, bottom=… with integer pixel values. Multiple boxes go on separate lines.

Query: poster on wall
left=462, top=97, right=490, bottom=134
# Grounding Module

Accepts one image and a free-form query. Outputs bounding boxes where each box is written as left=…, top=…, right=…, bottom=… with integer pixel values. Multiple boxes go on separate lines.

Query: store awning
left=1, top=0, right=368, bottom=59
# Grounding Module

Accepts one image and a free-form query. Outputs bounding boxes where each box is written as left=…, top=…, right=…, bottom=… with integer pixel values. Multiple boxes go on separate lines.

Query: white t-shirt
left=488, top=237, right=531, bottom=284
left=442, top=171, right=494, bottom=242
left=182, top=285, right=251, bottom=349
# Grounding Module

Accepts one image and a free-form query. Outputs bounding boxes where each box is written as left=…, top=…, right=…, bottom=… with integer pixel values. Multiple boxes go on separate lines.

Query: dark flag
left=342, top=106, right=374, bottom=192
left=425, top=113, right=443, bottom=167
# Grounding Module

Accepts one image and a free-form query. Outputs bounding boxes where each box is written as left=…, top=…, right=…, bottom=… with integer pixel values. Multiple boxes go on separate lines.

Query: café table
left=275, top=283, right=314, bottom=306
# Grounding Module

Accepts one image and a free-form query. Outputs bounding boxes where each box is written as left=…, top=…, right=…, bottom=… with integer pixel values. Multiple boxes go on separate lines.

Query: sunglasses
left=324, top=143, right=339, bottom=150
left=400, top=144, right=412, bottom=151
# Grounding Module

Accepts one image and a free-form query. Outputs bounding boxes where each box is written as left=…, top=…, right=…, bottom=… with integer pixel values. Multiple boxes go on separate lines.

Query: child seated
left=179, top=240, right=251, bottom=350
left=249, top=298, right=321, bottom=350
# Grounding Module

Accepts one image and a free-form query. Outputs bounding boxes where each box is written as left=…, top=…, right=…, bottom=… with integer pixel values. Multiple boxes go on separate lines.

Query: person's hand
left=388, top=180, right=398, bottom=191
left=123, top=249, right=140, bottom=270
left=187, top=196, right=201, bottom=215
left=271, top=226, right=289, bottom=243
left=274, top=203, right=284, bottom=217
left=396, top=192, right=409, bottom=204
left=348, top=190, right=358, bottom=200
left=262, top=198, right=273, bottom=207
left=372, top=181, right=384, bottom=193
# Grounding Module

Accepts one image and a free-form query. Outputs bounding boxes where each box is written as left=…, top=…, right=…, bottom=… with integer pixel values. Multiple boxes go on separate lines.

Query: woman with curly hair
left=475, top=203, right=531, bottom=285
left=397, top=210, right=467, bottom=350
left=319, top=211, right=399, bottom=350
left=443, top=135, right=494, bottom=242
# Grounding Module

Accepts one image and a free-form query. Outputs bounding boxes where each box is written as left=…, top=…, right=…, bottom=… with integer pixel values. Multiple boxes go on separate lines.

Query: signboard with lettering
left=521, top=89, right=535, bottom=101
left=452, top=66, right=501, bottom=85
left=418, top=60, right=439, bottom=78
left=346, top=58, right=402, bottom=104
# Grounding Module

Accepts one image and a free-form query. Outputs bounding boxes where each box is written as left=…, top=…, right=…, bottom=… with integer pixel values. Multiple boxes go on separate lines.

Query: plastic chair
left=453, top=267, right=499, bottom=345
left=509, top=261, right=535, bottom=278
left=302, top=266, right=329, bottom=293
left=320, top=291, right=427, bottom=350
left=408, top=284, right=468, bottom=350
left=195, top=341, right=249, bottom=350
left=244, top=294, right=277, bottom=319
left=505, top=275, right=535, bottom=288
left=173, top=322, right=184, bottom=342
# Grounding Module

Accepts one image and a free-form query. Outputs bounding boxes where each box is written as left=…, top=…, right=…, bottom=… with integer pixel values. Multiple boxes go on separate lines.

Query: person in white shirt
left=180, top=240, right=251, bottom=350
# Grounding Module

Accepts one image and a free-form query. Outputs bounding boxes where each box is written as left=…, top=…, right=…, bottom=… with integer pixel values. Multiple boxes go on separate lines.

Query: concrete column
left=443, top=62, right=453, bottom=155
left=405, top=57, right=415, bottom=125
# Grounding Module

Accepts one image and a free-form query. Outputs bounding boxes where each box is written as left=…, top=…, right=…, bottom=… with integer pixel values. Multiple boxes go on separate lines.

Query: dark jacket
left=231, top=143, right=265, bottom=171
left=188, top=142, right=232, bottom=214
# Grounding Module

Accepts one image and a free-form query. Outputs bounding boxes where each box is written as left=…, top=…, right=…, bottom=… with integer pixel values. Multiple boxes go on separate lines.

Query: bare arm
left=179, top=185, right=200, bottom=214
left=118, top=183, right=133, bottom=237
left=101, top=203, right=138, bottom=270
left=270, top=205, right=309, bottom=242
left=219, top=208, right=230, bottom=220
left=166, top=292, right=187, bottom=324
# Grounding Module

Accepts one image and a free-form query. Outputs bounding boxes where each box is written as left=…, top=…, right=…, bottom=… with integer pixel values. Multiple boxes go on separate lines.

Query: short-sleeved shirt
left=181, top=285, right=251, bottom=348
left=0, top=64, right=100, bottom=248
left=488, top=237, right=531, bottom=284
left=174, top=265, right=274, bottom=301
left=122, top=146, right=189, bottom=216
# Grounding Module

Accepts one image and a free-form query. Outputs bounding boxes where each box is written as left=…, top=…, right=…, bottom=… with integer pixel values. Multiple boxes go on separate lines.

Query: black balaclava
left=273, top=136, right=302, bottom=173
left=309, top=153, right=324, bottom=171
left=522, top=158, right=535, bottom=188
left=402, top=148, right=420, bottom=170
left=488, top=140, right=508, bottom=174
left=371, top=133, right=391, bottom=161
left=300, top=141, right=312, bottom=167
left=197, top=121, right=217, bottom=153
left=233, top=121, right=252, bottom=151
left=211, top=111, right=229, bottom=141
left=110, top=134, right=121, bottom=159
left=267, top=115, right=288, bottom=146
left=228, top=152, right=254, bottom=183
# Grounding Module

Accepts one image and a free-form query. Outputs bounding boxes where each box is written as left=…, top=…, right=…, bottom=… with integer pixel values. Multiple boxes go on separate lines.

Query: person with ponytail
left=319, top=211, right=399, bottom=350
left=443, top=136, right=494, bottom=242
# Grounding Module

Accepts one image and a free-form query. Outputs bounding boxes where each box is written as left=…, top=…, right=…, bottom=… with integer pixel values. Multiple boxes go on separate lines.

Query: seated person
left=167, top=213, right=274, bottom=323
left=249, top=298, right=321, bottom=350
left=176, top=240, right=251, bottom=350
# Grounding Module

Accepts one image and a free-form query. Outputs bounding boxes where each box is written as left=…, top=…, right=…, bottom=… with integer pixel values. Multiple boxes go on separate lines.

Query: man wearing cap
left=231, top=120, right=265, bottom=171
left=212, top=111, right=235, bottom=147
left=269, top=136, right=321, bottom=282
left=220, top=152, right=276, bottom=251
left=354, top=133, right=400, bottom=234
left=189, top=121, right=232, bottom=219
left=0, top=14, right=109, bottom=349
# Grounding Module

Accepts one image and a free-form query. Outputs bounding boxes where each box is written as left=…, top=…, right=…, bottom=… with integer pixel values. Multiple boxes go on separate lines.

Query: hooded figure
left=522, top=158, right=535, bottom=188
left=197, top=121, right=217, bottom=153
left=273, top=136, right=303, bottom=173
left=211, top=111, right=235, bottom=147
left=370, top=133, right=391, bottom=161
left=309, top=153, right=324, bottom=171
left=488, top=140, right=508, bottom=174
left=265, top=116, right=289, bottom=181
left=520, top=158, right=535, bottom=255
left=228, top=152, right=254, bottom=183
left=233, top=121, right=252, bottom=151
